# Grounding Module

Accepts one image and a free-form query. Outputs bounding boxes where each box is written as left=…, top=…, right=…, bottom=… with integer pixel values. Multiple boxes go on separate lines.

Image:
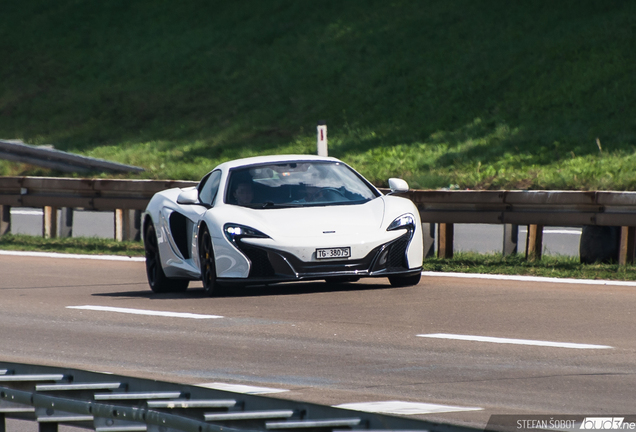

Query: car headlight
left=224, top=223, right=270, bottom=243
left=387, top=214, right=415, bottom=231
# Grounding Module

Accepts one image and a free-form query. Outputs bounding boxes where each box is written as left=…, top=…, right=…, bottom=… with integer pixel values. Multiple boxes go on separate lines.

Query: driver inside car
left=233, top=182, right=254, bottom=205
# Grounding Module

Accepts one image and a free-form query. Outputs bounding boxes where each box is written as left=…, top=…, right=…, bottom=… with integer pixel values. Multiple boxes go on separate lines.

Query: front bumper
left=217, top=230, right=420, bottom=286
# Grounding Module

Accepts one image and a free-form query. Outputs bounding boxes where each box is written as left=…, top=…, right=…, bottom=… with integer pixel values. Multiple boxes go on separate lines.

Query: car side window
left=198, top=170, right=222, bottom=206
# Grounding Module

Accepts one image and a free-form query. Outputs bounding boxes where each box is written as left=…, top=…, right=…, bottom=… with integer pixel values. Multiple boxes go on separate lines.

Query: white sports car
left=142, top=155, right=423, bottom=295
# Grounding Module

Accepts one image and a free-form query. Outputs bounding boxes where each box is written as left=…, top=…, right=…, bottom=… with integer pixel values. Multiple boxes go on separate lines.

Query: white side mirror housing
left=388, top=178, right=409, bottom=194
left=177, top=188, right=199, bottom=204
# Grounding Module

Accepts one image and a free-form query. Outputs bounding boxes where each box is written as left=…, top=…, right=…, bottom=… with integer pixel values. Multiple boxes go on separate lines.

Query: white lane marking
left=67, top=305, right=222, bottom=319
left=10, top=209, right=43, bottom=215
left=0, top=250, right=145, bottom=262
left=197, top=382, right=288, bottom=394
left=417, top=333, right=613, bottom=349
left=422, top=271, right=636, bottom=287
left=334, top=400, right=482, bottom=415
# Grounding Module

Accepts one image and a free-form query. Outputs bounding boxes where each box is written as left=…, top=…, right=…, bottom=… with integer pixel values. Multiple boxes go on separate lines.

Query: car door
left=165, top=170, right=221, bottom=263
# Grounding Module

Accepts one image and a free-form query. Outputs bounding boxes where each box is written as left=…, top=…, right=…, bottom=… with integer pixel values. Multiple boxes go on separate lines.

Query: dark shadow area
left=2, top=282, right=147, bottom=291
left=93, top=279, right=395, bottom=299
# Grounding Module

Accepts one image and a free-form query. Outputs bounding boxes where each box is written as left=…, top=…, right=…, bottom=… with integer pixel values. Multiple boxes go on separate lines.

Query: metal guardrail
left=2, top=177, right=634, bottom=224
left=0, top=140, right=145, bottom=174
left=398, top=189, right=636, bottom=263
left=401, top=189, right=636, bottom=227
left=0, top=177, right=196, bottom=211
left=0, top=177, right=196, bottom=241
left=0, top=361, right=477, bottom=432
left=0, top=176, right=635, bottom=262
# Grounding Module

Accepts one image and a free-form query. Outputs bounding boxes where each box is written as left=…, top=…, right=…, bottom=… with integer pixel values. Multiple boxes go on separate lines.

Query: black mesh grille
left=386, top=234, right=409, bottom=270
left=239, top=244, right=276, bottom=277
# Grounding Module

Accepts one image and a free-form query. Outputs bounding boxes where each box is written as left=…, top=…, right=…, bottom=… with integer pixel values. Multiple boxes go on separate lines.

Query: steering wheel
left=313, top=187, right=347, bottom=201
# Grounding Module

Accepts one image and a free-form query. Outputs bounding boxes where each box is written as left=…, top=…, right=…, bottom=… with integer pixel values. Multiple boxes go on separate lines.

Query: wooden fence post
left=0, top=205, right=10, bottom=235
left=437, top=223, right=454, bottom=259
left=619, top=226, right=636, bottom=265
left=43, top=206, right=58, bottom=239
left=525, top=224, right=543, bottom=261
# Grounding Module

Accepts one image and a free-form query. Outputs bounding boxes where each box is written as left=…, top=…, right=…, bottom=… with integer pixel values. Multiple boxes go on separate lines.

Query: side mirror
left=177, top=188, right=199, bottom=204
left=388, top=178, right=409, bottom=194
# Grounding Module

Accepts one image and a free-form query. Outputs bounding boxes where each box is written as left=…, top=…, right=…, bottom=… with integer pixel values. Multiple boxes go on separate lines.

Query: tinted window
left=198, top=170, right=222, bottom=206
left=225, top=161, right=378, bottom=208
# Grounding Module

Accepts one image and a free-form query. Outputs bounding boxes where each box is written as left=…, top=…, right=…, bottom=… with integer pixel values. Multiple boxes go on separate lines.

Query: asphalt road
left=9, top=208, right=583, bottom=256
left=1, top=254, right=635, bottom=431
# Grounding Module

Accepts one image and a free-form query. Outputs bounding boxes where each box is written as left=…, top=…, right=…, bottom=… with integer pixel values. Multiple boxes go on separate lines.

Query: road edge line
left=422, top=271, right=636, bottom=287
left=0, top=249, right=145, bottom=262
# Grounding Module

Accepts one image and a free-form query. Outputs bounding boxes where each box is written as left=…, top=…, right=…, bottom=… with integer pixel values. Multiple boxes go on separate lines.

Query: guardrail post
left=115, top=209, right=141, bottom=242
left=503, top=224, right=518, bottom=255
left=0, top=205, right=10, bottom=236
left=115, top=209, right=124, bottom=241
left=422, top=223, right=435, bottom=258
left=128, top=209, right=142, bottom=241
left=619, top=226, right=636, bottom=265
left=39, top=423, right=57, bottom=432
left=525, top=224, right=543, bottom=261
left=437, top=223, right=454, bottom=259
left=59, top=207, right=73, bottom=238
left=43, top=206, right=58, bottom=239
left=136, top=210, right=142, bottom=240
left=1, top=412, right=5, bottom=432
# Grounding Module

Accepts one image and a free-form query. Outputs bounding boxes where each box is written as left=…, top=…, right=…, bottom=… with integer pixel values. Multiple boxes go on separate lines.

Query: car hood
left=238, top=197, right=385, bottom=239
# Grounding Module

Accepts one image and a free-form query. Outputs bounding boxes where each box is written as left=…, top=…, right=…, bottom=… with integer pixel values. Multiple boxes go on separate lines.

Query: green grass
left=0, top=234, right=145, bottom=257
left=1, top=1, right=636, bottom=189
left=423, top=252, right=636, bottom=281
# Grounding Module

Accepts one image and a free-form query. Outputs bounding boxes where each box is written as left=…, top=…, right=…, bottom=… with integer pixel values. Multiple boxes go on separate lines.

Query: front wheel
left=388, top=272, right=421, bottom=287
left=144, top=223, right=189, bottom=293
left=199, top=226, right=219, bottom=296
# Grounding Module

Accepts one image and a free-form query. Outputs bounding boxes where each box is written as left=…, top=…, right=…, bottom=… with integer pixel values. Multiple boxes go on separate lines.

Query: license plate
left=316, top=247, right=351, bottom=260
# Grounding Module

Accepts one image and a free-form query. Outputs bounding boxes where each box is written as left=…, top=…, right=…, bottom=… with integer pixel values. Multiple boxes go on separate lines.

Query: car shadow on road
left=93, top=279, right=397, bottom=299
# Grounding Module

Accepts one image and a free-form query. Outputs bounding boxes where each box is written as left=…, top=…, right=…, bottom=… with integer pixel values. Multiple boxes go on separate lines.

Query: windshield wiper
left=259, top=201, right=306, bottom=209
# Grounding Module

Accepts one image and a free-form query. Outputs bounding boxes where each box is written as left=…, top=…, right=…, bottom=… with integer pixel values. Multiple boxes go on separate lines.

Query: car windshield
left=225, top=161, right=379, bottom=208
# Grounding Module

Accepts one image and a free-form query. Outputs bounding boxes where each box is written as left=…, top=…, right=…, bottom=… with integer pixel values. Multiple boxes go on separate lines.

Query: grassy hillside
left=1, top=1, right=635, bottom=189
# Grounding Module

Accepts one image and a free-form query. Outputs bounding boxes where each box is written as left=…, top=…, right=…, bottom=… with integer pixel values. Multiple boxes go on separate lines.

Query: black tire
left=199, top=226, right=219, bottom=296
left=388, top=272, right=421, bottom=287
left=144, top=223, right=189, bottom=293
